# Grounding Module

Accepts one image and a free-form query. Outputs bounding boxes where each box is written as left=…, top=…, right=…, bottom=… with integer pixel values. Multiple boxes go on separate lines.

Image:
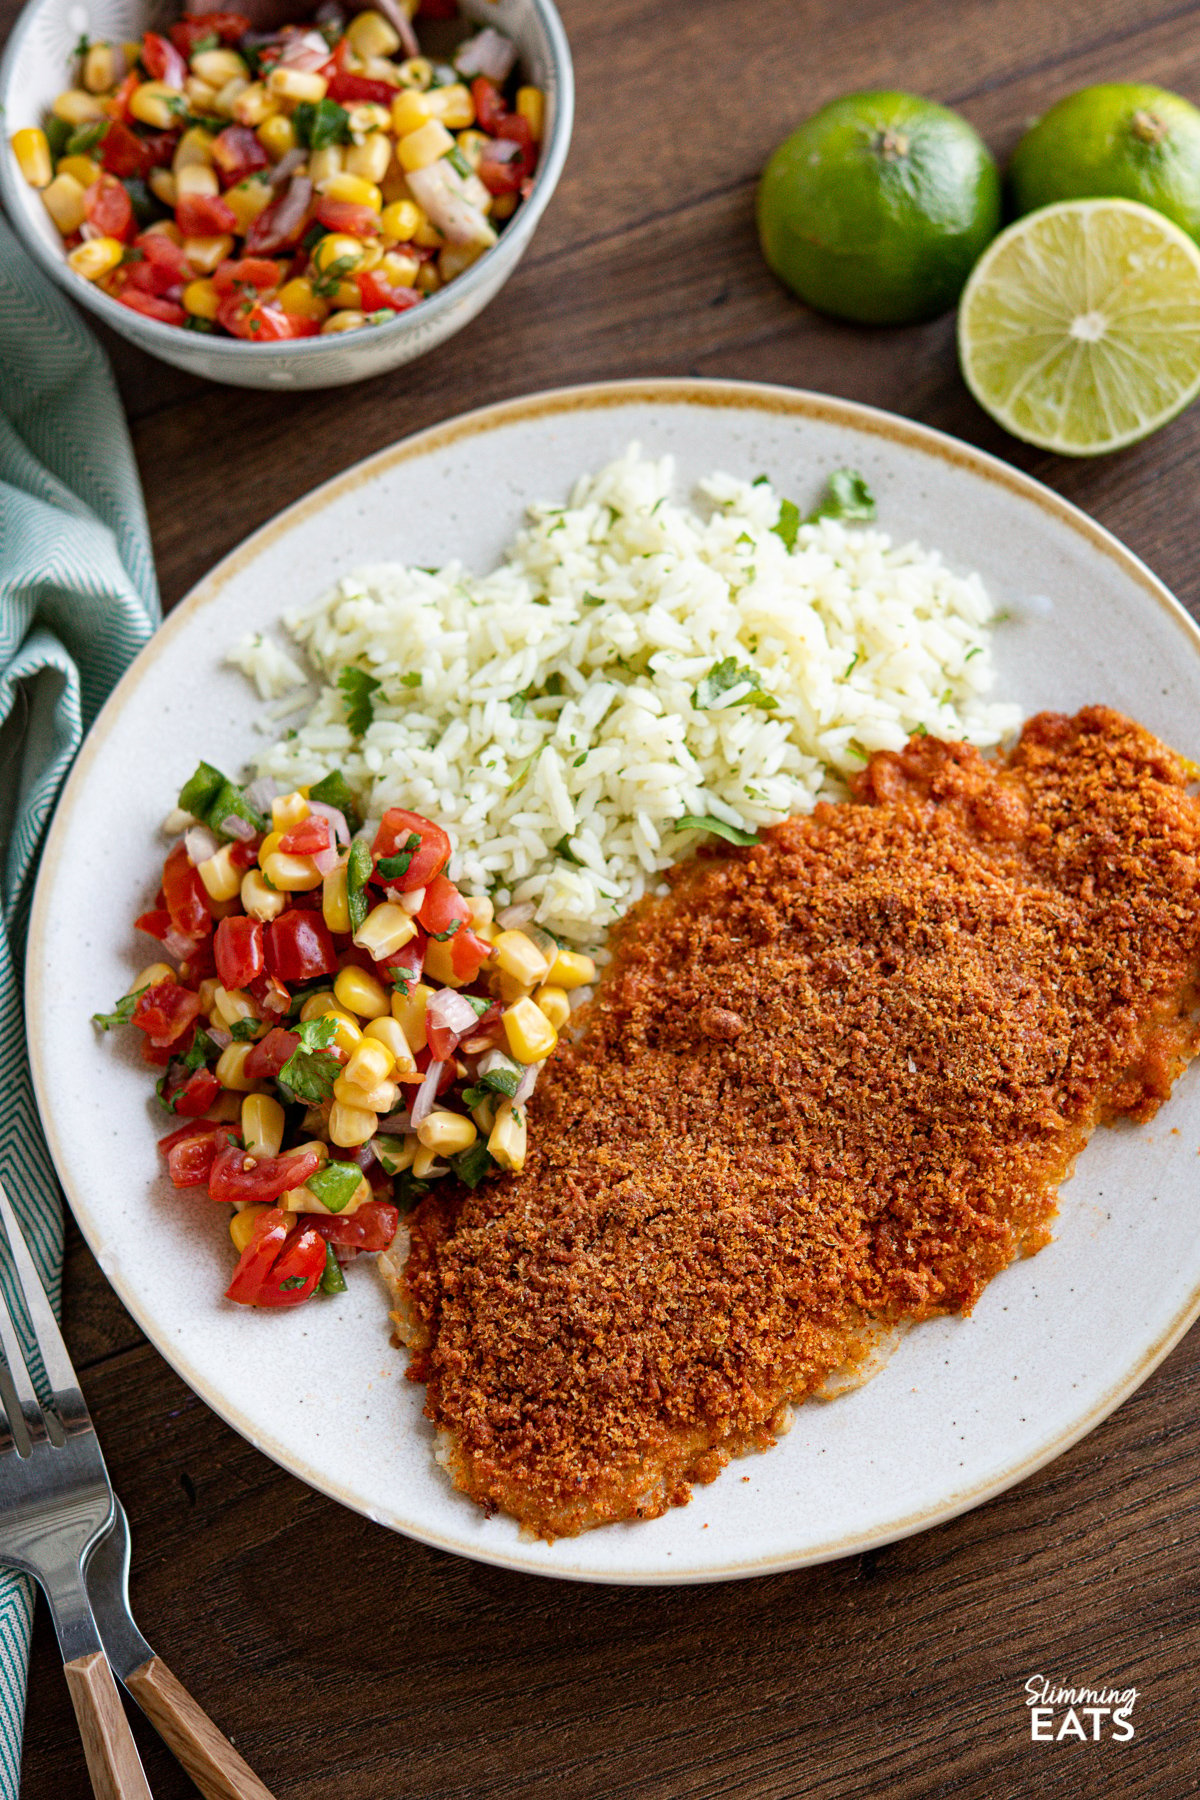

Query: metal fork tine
left=0, top=1270, right=48, bottom=1447
left=0, top=1179, right=78, bottom=1404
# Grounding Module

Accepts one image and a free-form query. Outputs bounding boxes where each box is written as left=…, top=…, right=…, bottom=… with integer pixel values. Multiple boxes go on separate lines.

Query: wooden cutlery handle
left=126, top=1655, right=277, bottom=1800
left=63, top=1651, right=153, bottom=1800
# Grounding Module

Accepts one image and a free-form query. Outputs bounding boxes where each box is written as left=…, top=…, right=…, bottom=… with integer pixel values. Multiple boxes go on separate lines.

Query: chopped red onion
left=277, top=31, right=331, bottom=67
left=513, top=1061, right=540, bottom=1104
left=307, top=800, right=350, bottom=846
left=376, top=1110, right=413, bottom=1133
left=482, top=135, right=522, bottom=165
left=496, top=901, right=536, bottom=929
left=207, top=1027, right=233, bottom=1050
left=163, top=927, right=197, bottom=962
left=399, top=886, right=425, bottom=914
left=477, top=1046, right=517, bottom=1079
left=245, top=776, right=278, bottom=811
left=427, top=989, right=482, bottom=1052
left=184, top=825, right=219, bottom=867
left=454, top=27, right=518, bottom=81
left=411, top=1061, right=445, bottom=1126
left=312, top=842, right=340, bottom=877
left=373, top=0, right=419, bottom=57
left=219, top=814, right=256, bottom=842
left=267, top=149, right=306, bottom=190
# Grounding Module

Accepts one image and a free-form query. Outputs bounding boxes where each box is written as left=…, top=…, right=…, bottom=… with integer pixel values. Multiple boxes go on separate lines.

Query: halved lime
left=957, top=197, right=1200, bottom=454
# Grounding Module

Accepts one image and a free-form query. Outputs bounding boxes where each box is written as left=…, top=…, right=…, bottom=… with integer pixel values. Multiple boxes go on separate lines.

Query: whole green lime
left=1009, top=84, right=1200, bottom=243
left=757, top=91, right=1002, bottom=325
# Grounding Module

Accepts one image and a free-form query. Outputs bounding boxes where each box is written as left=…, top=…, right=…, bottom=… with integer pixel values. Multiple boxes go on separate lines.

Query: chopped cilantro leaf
left=399, top=671, right=423, bottom=688
left=692, top=656, right=778, bottom=713
left=387, top=968, right=411, bottom=996
left=773, top=497, right=801, bottom=552
left=155, top=1028, right=220, bottom=1112
left=278, top=1275, right=309, bottom=1292
left=346, top=839, right=373, bottom=934
left=229, top=1017, right=260, bottom=1041
left=338, top=666, right=380, bottom=736
left=292, top=97, right=351, bottom=150
left=307, top=1160, right=363, bottom=1214
left=395, top=1170, right=432, bottom=1213
left=428, top=919, right=461, bottom=942
left=319, top=1242, right=347, bottom=1295
left=376, top=832, right=420, bottom=881
left=582, top=593, right=604, bottom=608
left=65, top=119, right=108, bottom=156
left=277, top=1016, right=339, bottom=1105
left=509, top=688, right=528, bottom=718
left=372, top=1134, right=409, bottom=1175
left=308, top=769, right=361, bottom=833
left=554, top=834, right=582, bottom=865
left=676, top=814, right=759, bottom=846
left=445, top=144, right=472, bottom=180
left=91, top=985, right=147, bottom=1031
left=465, top=1058, right=520, bottom=1100
left=451, top=1142, right=496, bottom=1188
left=804, top=468, right=876, bottom=525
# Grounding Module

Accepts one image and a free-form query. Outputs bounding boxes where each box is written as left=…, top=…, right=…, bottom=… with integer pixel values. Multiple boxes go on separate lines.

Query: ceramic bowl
left=0, top=0, right=573, bottom=389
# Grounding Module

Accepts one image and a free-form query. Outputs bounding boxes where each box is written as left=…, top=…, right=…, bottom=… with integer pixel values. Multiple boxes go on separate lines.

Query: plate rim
left=27, top=375, right=1200, bottom=1584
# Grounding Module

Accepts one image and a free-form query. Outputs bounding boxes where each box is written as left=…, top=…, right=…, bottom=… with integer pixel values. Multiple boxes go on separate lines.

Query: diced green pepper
left=319, top=1242, right=348, bottom=1294
left=346, top=838, right=373, bottom=934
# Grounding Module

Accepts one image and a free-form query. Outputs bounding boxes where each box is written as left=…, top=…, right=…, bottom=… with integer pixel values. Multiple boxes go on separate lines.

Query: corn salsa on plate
left=27, top=380, right=1200, bottom=1583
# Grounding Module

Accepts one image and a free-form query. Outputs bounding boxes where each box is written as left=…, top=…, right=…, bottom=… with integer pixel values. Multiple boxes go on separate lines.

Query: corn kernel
left=373, top=1132, right=418, bottom=1173
left=215, top=1042, right=260, bottom=1092
left=493, top=929, right=550, bottom=986
left=213, top=77, right=249, bottom=117
left=299, top=990, right=336, bottom=1021
left=12, top=127, right=52, bottom=188
left=148, top=168, right=178, bottom=207
left=211, top=985, right=259, bottom=1032
left=307, top=144, right=344, bottom=186
left=430, top=82, right=473, bottom=130
left=185, top=77, right=220, bottom=113
left=488, top=1098, right=526, bottom=1172
left=414, top=261, right=441, bottom=294
left=347, top=101, right=392, bottom=137
left=438, top=241, right=486, bottom=283
left=503, top=996, right=558, bottom=1064
left=325, top=1009, right=365, bottom=1058
left=172, top=126, right=215, bottom=173
left=41, top=172, right=87, bottom=232
left=321, top=310, right=368, bottom=334
left=546, top=947, right=595, bottom=990
left=535, top=984, right=570, bottom=1031
left=182, top=232, right=235, bottom=273
left=469, top=1093, right=497, bottom=1134
left=380, top=198, right=421, bottom=243
left=347, top=8, right=402, bottom=57
left=144, top=218, right=184, bottom=245
left=344, top=1037, right=395, bottom=1089
left=129, top=81, right=181, bottom=129
left=311, top=232, right=368, bottom=275
left=391, top=89, right=435, bottom=136
left=52, top=88, right=107, bottom=125
left=516, top=85, right=544, bottom=141
left=266, top=65, right=328, bottom=103
left=256, top=112, right=296, bottom=160
left=230, top=1204, right=269, bottom=1253
left=363, top=1016, right=417, bottom=1074
left=329, top=1100, right=377, bottom=1147
left=490, top=191, right=518, bottom=222
left=261, top=851, right=323, bottom=892
left=82, top=42, right=121, bottom=93
left=191, top=47, right=248, bottom=87
left=455, top=129, right=488, bottom=171
left=396, top=56, right=432, bottom=90
left=354, top=901, right=417, bottom=960
left=319, top=171, right=382, bottom=210
left=318, top=860, right=349, bottom=930
left=240, top=867, right=286, bottom=920
left=333, top=1072, right=399, bottom=1113
left=283, top=1174, right=369, bottom=1214
left=333, top=965, right=390, bottom=1019
left=176, top=161, right=220, bottom=198
left=411, top=1142, right=446, bottom=1179
left=233, top=81, right=275, bottom=126
left=422, top=936, right=467, bottom=988
left=242, top=1094, right=285, bottom=1159
left=225, top=177, right=273, bottom=232
left=197, top=977, right=219, bottom=1015
left=197, top=843, right=243, bottom=902
left=344, top=133, right=392, bottom=183
left=271, top=790, right=309, bottom=830
left=68, top=236, right=124, bottom=281
left=122, top=41, right=142, bottom=68
left=128, top=962, right=175, bottom=993
left=391, top=980, right=431, bottom=1051
left=58, top=153, right=100, bottom=186
left=398, top=119, right=454, bottom=172
left=380, top=249, right=420, bottom=286
left=497, top=967, right=534, bottom=1005
left=417, top=1109, right=477, bottom=1154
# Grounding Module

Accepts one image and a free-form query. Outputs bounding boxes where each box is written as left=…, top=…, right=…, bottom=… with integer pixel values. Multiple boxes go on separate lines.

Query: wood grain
left=62, top=1652, right=153, bottom=1800
left=8, top=0, right=1200, bottom=1792
left=125, top=1655, right=277, bottom=1800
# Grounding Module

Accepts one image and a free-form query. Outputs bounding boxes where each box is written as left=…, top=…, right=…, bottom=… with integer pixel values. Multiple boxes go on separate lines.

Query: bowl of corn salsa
left=0, top=0, right=572, bottom=387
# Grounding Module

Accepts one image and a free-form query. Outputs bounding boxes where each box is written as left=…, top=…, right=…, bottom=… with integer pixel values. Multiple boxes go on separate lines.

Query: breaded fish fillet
left=396, top=709, right=1200, bottom=1537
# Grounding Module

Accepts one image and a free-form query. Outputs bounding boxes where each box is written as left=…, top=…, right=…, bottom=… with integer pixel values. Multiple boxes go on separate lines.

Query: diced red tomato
left=160, top=1119, right=229, bottom=1187
left=135, top=907, right=172, bottom=942
left=208, top=1143, right=323, bottom=1205
left=83, top=174, right=135, bottom=243
left=417, top=873, right=470, bottom=940
left=380, top=929, right=426, bottom=986
left=243, top=1026, right=299, bottom=1081
left=169, top=11, right=251, bottom=54
left=420, top=0, right=460, bottom=19
left=141, top=31, right=188, bottom=87
left=471, top=77, right=507, bottom=134
left=314, top=196, right=380, bottom=238
left=216, top=295, right=320, bottom=340
left=131, top=981, right=202, bottom=1048
left=162, top=842, right=212, bottom=939
left=249, top=970, right=291, bottom=1016
left=118, top=289, right=187, bottom=325
left=449, top=925, right=494, bottom=982
left=213, top=256, right=283, bottom=294
left=126, top=231, right=193, bottom=295
left=497, top=112, right=538, bottom=166
left=226, top=1211, right=326, bottom=1307
left=325, top=70, right=398, bottom=105
left=355, top=269, right=420, bottom=313
left=309, top=1200, right=398, bottom=1252
left=175, top=192, right=239, bottom=238
left=178, top=937, right=217, bottom=986
left=265, top=911, right=338, bottom=982
left=99, top=119, right=174, bottom=177
left=162, top=1066, right=221, bottom=1117
left=210, top=125, right=270, bottom=186
left=478, top=148, right=524, bottom=197
left=140, top=1035, right=175, bottom=1066
left=413, top=1045, right=458, bottom=1094
left=372, top=808, right=451, bottom=891
left=277, top=816, right=332, bottom=856
left=103, top=74, right=140, bottom=124
left=228, top=837, right=261, bottom=870
left=214, top=915, right=265, bottom=989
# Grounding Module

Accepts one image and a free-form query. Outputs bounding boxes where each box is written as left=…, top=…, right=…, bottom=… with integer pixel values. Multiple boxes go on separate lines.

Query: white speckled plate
left=26, top=380, right=1200, bottom=1584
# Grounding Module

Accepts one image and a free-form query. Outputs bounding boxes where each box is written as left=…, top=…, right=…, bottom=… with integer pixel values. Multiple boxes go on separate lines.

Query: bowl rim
left=0, top=0, right=574, bottom=360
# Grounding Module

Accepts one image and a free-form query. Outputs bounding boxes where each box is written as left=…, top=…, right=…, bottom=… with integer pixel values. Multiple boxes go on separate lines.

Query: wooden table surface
left=9, top=0, right=1200, bottom=1791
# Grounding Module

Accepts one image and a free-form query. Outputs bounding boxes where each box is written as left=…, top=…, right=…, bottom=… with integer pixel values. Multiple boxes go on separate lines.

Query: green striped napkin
left=0, top=213, right=159, bottom=1788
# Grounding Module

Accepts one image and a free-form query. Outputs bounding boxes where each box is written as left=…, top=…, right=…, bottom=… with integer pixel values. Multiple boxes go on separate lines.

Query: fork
left=0, top=1177, right=149, bottom=1797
